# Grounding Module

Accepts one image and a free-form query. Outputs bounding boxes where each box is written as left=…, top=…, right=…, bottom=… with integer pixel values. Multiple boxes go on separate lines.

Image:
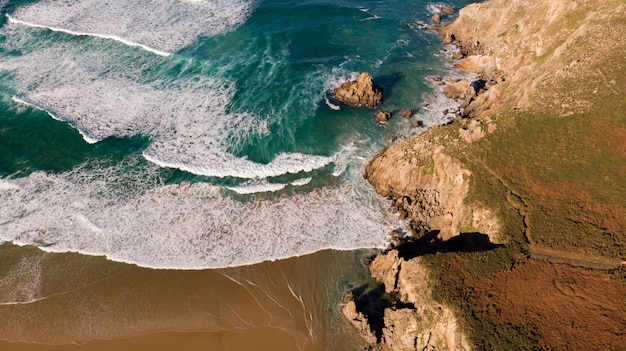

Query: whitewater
left=0, top=0, right=456, bottom=269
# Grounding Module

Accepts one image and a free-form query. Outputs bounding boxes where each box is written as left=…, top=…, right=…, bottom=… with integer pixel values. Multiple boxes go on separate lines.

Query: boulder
left=431, top=13, right=441, bottom=24
left=443, top=80, right=475, bottom=101
left=439, top=6, right=455, bottom=16
left=375, top=110, right=393, bottom=122
left=334, top=72, right=383, bottom=108
left=401, top=109, right=413, bottom=118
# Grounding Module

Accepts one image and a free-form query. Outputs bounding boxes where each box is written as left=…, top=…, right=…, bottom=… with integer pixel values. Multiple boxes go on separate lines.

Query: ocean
left=0, top=0, right=467, bottom=349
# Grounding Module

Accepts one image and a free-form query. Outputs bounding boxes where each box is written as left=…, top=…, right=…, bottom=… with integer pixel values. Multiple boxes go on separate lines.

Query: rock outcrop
left=364, top=128, right=500, bottom=241
left=342, top=250, right=471, bottom=351
left=345, top=0, right=626, bottom=349
left=434, top=0, right=609, bottom=118
left=334, top=72, right=383, bottom=108
left=375, top=110, right=393, bottom=123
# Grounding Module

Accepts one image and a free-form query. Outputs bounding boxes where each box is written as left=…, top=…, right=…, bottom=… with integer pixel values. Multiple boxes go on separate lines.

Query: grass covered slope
left=360, top=0, right=626, bottom=349
left=442, top=0, right=626, bottom=259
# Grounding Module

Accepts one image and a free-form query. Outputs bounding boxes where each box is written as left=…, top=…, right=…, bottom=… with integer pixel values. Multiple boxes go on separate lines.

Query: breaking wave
left=8, top=0, right=256, bottom=54
left=0, top=158, right=395, bottom=269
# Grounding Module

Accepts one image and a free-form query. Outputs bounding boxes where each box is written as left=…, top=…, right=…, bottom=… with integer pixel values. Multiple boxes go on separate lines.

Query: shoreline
left=343, top=0, right=626, bottom=349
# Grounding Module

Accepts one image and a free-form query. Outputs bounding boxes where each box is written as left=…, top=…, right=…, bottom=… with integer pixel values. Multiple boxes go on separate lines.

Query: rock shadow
left=350, top=283, right=416, bottom=343
left=396, top=230, right=503, bottom=260
left=351, top=284, right=388, bottom=342
left=375, top=73, right=404, bottom=101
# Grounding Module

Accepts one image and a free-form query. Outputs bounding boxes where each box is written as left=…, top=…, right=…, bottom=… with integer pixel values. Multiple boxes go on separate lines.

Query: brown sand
left=0, top=328, right=299, bottom=351
left=0, top=243, right=372, bottom=350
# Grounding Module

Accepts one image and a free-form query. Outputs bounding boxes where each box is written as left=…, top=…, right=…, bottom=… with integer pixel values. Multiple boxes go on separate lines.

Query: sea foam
left=1, top=23, right=331, bottom=179
left=8, top=0, right=256, bottom=54
left=0, top=158, right=396, bottom=269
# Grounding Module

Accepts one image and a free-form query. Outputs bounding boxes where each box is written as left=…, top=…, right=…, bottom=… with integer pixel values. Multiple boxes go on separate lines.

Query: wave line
left=6, top=14, right=172, bottom=57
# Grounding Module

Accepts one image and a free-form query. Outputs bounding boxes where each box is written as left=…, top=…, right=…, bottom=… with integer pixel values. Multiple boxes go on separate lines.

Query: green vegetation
left=416, top=0, right=626, bottom=348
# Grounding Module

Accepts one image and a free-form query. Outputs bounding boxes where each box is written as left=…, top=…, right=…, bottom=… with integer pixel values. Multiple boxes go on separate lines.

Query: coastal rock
left=401, top=109, right=413, bottom=118
left=456, top=54, right=498, bottom=74
left=440, top=6, right=455, bottom=16
left=432, top=13, right=441, bottom=24
left=345, top=250, right=472, bottom=351
left=334, top=72, right=383, bottom=108
left=368, top=250, right=401, bottom=294
left=341, top=300, right=377, bottom=344
left=442, top=33, right=455, bottom=45
left=443, top=80, right=475, bottom=102
left=375, top=110, right=393, bottom=122
left=365, top=130, right=476, bottom=240
left=459, top=119, right=486, bottom=143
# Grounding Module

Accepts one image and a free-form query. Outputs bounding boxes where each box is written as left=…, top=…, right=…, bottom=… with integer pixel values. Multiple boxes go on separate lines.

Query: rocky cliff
left=344, top=0, right=626, bottom=349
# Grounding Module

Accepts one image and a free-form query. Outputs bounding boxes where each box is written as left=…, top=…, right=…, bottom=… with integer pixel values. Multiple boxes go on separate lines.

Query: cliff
left=344, top=0, right=626, bottom=349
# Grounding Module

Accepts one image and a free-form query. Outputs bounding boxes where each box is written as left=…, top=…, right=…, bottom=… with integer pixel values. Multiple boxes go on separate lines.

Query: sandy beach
left=0, top=243, right=373, bottom=350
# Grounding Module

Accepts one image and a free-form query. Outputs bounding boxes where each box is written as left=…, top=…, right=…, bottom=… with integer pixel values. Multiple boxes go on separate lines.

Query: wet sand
left=0, top=328, right=299, bottom=351
left=0, top=243, right=375, bottom=350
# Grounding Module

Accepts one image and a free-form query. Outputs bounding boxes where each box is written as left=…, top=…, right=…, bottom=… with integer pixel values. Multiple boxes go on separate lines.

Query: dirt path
left=478, top=160, right=624, bottom=271
left=528, top=245, right=623, bottom=271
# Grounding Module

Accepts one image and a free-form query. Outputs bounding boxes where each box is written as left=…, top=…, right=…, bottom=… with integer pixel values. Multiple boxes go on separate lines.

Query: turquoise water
left=0, top=0, right=465, bottom=269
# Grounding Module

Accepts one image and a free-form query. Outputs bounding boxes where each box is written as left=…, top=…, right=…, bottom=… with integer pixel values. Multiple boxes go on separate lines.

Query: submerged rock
left=334, top=72, right=383, bottom=108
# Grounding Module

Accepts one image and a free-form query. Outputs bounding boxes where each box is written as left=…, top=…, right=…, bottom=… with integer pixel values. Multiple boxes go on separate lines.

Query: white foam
left=6, top=15, right=172, bottom=57
left=226, top=180, right=287, bottom=195
left=0, top=158, right=397, bottom=269
left=0, top=180, right=20, bottom=191
left=332, top=141, right=358, bottom=177
left=9, top=0, right=256, bottom=54
left=143, top=149, right=334, bottom=179
left=290, top=177, right=312, bottom=187
left=2, top=23, right=333, bottom=179
left=12, top=96, right=100, bottom=144
left=324, top=95, right=340, bottom=111
left=427, top=3, right=452, bottom=14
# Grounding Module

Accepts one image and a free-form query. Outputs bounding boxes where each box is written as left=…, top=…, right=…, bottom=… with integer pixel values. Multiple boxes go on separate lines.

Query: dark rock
left=443, top=109, right=449, bottom=115
left=334, top=72, right=384, bottom=108
left=470, top=79, right=487, bottom=94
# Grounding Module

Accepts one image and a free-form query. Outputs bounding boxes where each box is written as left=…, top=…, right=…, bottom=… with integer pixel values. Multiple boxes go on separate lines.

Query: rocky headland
left=343, top=0, right=626, bottom=350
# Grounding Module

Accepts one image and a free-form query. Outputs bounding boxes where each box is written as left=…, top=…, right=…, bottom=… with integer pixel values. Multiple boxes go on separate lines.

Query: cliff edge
left=345, top=0, right=626, bottom=349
